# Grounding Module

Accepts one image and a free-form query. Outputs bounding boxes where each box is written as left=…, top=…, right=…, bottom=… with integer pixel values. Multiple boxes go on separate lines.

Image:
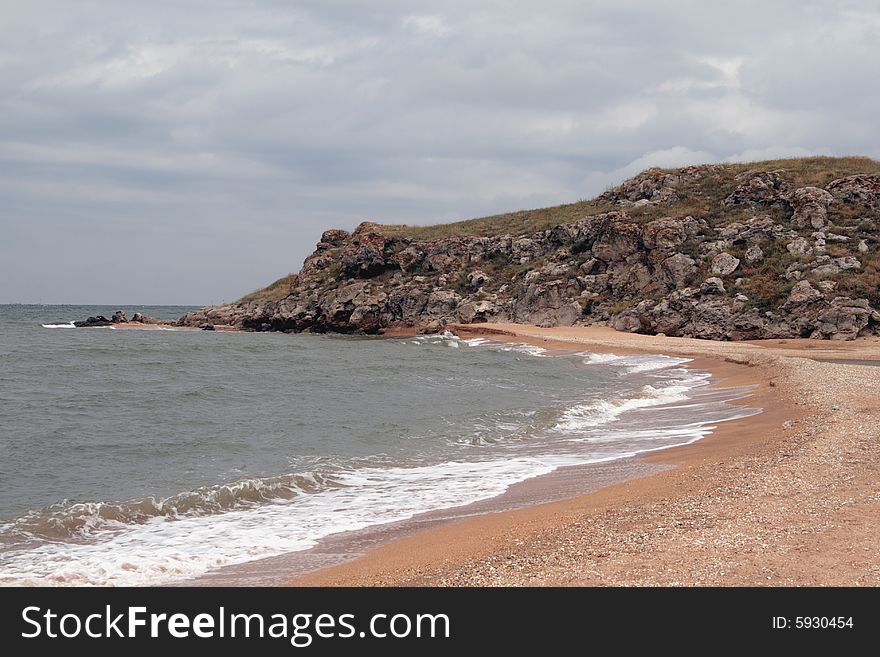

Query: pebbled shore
left=290, top=324, right=880, bottom=586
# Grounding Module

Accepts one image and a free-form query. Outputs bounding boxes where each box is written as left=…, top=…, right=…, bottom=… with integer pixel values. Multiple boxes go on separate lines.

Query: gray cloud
left=1, top=0, right=878, bottom=303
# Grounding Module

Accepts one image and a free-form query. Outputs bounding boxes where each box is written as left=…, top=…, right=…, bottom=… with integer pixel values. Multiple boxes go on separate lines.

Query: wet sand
left=286, top=324, right=880, bottom=586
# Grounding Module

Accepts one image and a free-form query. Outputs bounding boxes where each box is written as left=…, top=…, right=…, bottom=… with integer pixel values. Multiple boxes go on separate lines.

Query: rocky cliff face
left=179, top=158, right=880, bottom=340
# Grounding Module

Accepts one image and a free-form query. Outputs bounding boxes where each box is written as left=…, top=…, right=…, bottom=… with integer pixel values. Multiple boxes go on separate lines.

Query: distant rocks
left=73, top=315, right=113, bottom=327
left=73, top=310, right=166, bottom=328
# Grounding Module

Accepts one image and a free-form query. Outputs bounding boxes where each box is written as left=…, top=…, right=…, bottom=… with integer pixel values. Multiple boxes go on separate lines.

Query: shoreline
left=284, top=324, right=880, bottom=586
left=181, top=324, right=756, bottom=586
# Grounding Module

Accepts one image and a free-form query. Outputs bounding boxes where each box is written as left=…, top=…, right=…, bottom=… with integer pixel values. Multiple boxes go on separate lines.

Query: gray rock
left=723, top=170, right=789, bottom=207
left=661, top=253, right=697, bottom=288
left=784, top=280, right=823, bottom=308
left=710, top=252, right=740, bottom=276
left=700, top=277, right=726, bottom=295
left=789, top=186, right=833, bottom=229
left=642, top=217, right=687, bottom=250
left=467, top=270, right=491, bottom=289
left=827, top=174, right=880, bottom=209
left=786, top=237, right=811, bottom=256
left=812, top=297, right=876, bottom=340
left=744, top=245, right=764, bottom=264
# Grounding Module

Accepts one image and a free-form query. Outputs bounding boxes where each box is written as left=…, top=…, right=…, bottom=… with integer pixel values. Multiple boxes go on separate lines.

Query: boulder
left=467, top=270, right=491, bottom=289
left=457, top=300, right=499, bottom=323
left=643, top=217, right=687, bottom=250
left=316, top=229, right=351, bottom=251
left=340, top=223, right=392, bottom=278
left=425, top=290, right=461, bottom=317
left=700, top=277, right=726, bottom=295
left=111, top=310, right=127, bottom=323
left=591, top=223, right=641, bottom=261
left=812, top=256, right=862, bottom=277
left=744, top=245, right=764, bottom=264
left=723, top=171, right=789, bottom=207
left=710, top=252, right=740, bottom=276
left=789, top=186, right=834, bottom=229
left=661, top=253, right=697, bottom=288
left=812, top=298, right=878, bottom=340
left=73, top=315, right=112, bottom=327
left=597, top=167, right=686, bottom=204
left=826, top=174, right=880, bottom=209
left=783, top=280, right=823, bottom=309
left=511, top=238, right=544, bottom=263
left=786, top=238, right=810, bottom=256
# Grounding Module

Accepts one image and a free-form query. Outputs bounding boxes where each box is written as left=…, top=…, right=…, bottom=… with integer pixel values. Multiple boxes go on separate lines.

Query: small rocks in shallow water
left=73, top=315, right=112, bottom=327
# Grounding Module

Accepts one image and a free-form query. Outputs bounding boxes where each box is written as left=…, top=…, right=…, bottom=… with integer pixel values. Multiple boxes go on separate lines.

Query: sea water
left=0, top=305, right=758, bottom=585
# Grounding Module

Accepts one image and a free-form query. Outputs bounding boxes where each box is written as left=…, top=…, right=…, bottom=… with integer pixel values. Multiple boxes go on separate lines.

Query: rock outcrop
left=178, top=158, right=880, bottom=341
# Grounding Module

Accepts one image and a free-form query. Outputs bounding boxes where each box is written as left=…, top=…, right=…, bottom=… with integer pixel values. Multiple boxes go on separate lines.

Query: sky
left=2, top=1, right=879, bottom=304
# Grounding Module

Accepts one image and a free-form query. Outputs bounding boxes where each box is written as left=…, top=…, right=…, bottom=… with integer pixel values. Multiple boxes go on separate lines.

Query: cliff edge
left=179, top=156, right=880, bottom=340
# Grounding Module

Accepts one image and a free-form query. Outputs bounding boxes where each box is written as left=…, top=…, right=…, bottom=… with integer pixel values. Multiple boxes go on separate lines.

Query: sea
left=0, top=304, right=758, bottom=586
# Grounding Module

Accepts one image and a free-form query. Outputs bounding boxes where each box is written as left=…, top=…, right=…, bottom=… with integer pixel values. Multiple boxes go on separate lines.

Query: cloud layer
left=2, top=1, right=878, bottom=303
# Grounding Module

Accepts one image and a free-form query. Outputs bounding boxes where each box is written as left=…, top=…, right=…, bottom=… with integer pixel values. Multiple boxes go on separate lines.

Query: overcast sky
left=2, top=1, right=878, bottom=304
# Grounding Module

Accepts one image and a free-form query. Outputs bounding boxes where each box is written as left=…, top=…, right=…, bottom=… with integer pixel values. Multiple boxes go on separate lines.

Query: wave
left=0, top=472, right=339, bottom=544
left=41, top=322, right=76, bottom=329
left=554, top=381, right=696, bottom=432
left=0, top=457, right=570, bottom=586
left=579, top=351, right=692, bottom=373
left=0, top=337, right=758, bottom=586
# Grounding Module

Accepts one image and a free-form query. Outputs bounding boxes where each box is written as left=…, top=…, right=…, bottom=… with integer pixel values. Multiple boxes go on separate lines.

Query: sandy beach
left=290, top=323, right=880, bottom=586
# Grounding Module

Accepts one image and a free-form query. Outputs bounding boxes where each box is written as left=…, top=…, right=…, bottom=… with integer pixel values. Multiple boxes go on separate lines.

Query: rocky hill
left=179, top=157, right=880, bottom=340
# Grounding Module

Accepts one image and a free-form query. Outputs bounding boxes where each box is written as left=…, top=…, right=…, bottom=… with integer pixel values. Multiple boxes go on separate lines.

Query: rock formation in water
left=178, top=157, right=880, bottom=340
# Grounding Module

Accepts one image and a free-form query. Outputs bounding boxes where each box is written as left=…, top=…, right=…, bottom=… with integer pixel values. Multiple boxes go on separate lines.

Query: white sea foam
left=41, top=322, right=76, bottom=329
left=0, top=457, right=574, bottom=586
left=579, top=351, right=692, bottom=373
left=462, top=337, right=491, bottom=347
left=494, top=343, right=548, bottom=357
left=1, top=336, right=757, bottom=587
left=554, top=382, right=693, bottom=432
left=459, top=337, right=548, bottom=357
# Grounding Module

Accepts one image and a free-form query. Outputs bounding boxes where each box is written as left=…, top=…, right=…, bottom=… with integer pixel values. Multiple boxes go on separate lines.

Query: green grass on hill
left=237, top=273, right=297, bottom=304
left=383, top=156, right=880, bottom=241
